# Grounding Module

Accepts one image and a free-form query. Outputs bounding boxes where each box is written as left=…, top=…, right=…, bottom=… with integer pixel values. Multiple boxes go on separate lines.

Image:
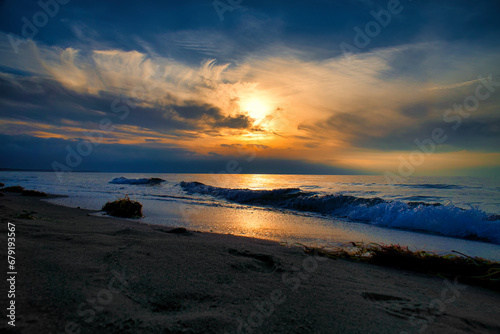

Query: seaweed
left=102, top=195, right=143, bottom=218
left=296, top=242, right=500, bottom=292
left=1, top=186, right=25, bottom=193
left=15, top=211, right=36, bottom=220
left=21, top=189, right=47, bottom=197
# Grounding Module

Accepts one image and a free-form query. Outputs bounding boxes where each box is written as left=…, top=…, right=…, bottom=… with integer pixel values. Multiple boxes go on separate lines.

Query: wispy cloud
left=424, top=78, right=489, bottom=91
left=0, top=25, right=499, bottom=174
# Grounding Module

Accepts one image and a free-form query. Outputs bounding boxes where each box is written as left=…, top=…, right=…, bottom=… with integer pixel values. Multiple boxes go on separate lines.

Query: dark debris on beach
left=1, top=185, right=25, bottom=193
left=299, top=242, right=500, bottom=292
left=0, top=185, right=47, bottom=197
left=102, top=195, right=143, bottom=218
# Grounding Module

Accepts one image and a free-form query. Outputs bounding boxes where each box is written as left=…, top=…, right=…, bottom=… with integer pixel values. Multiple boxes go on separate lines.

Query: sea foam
left=180, top=181, right=500, bottom=244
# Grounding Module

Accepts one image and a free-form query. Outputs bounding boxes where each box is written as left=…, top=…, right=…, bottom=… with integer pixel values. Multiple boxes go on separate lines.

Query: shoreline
left=1, top=192, right=499, bottom=333
left=44, top=190, right=500, bottom=263
left=2, top=171, right=500, bottom=262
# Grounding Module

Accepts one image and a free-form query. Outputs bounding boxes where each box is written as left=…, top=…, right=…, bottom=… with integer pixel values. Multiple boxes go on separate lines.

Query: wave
left=396, top=183, right=464, bottom=190
left=180, top=181, right=500, bottom=244
left=109, top=177, right=165, bottom=185
left=400, top=195, right=443, bottom=201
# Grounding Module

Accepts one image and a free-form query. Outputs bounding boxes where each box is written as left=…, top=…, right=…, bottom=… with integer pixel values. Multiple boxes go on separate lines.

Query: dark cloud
left=220, top=143, right=269, bottom=149
left=171, top=102, right=253, bottom=129
left=400, top=103, right=432, bottom=119
left=301, top=90, right=500, bottom=153
left=0, top=75, right=119, bottom=125
left=0, top=134, right=365, bottom=174
left=1, top=1, right=499, bottom=175
left=0, top=75, right=253, bottom=139
left=3, top=0, right=499, bottom=65
left=217, top=114, right=253, bottom=129
left=347, top=117, right=500, bottom=152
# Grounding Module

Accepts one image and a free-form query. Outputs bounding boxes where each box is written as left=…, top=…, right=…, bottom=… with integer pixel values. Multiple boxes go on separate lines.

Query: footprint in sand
left=227, top=248, right=281, bottom=274
left=361, top=292, right=435, bottom=321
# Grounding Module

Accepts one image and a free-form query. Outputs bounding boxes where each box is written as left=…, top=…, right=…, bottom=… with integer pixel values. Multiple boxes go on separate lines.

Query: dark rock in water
left=102, top=196, right=143, bottom=218
left=0, top=182, right=4, bottom=187
left=1, top=186, right=25, bottom=193
left=109, top=177, right=165, bottom=185
left=22, top=190, right=47, bottom=197
left=0, top=192, right=3, bottom=197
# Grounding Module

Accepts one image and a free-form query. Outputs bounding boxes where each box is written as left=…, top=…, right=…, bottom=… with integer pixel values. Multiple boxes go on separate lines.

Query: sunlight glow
left=240, top=95, right=273, bottom=122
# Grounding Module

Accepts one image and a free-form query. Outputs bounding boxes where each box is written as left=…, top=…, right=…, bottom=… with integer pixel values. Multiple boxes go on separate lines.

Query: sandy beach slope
left=0, top=192, right=499, bottom=333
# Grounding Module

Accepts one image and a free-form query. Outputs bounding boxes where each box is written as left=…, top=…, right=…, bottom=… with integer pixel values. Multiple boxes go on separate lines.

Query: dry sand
left=0, top=192, right=499, bottom=334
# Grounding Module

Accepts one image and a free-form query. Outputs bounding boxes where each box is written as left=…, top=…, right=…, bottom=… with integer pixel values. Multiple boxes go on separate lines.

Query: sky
left=0, top=0, right=499, bottom=176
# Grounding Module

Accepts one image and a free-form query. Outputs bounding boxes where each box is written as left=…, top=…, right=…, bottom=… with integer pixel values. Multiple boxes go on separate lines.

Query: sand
left=0, top=192, right=499, bottom=334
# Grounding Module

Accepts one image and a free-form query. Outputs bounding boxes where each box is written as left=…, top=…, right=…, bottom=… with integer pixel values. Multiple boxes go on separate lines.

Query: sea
left=1, top=172, right=500, bottom=261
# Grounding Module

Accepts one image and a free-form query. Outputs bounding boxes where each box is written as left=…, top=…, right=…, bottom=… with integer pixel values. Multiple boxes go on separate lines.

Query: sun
left=240, top=96, right=271, bottom=121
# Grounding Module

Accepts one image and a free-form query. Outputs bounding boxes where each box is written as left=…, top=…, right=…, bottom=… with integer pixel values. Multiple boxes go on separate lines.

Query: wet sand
left=0, top=192, right=499, bottom=333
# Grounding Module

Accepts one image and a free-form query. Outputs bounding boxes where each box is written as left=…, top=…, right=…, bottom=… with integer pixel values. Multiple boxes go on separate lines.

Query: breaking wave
left=180, top=181, right=500, bottom=244
left=109, top=177, right=165, bottom=185
left=396, top=183, right=465, bottom=189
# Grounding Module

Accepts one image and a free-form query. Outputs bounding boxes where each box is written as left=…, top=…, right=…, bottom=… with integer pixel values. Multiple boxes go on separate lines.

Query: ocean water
left=1, top=172, right=500, bottom=261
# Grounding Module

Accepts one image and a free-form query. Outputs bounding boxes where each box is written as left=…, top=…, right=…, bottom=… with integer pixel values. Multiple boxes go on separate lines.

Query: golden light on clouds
left=240, top=96, right=270, bottom=121
left=1, top=33, right=499, bottom=176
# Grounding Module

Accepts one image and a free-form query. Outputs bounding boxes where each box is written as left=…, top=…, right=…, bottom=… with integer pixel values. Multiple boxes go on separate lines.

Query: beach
left=2, top=0, right=500, bottom=333
left=1, top=192, right=499, bottom=333
left=3, top=172, right=500, bottom=262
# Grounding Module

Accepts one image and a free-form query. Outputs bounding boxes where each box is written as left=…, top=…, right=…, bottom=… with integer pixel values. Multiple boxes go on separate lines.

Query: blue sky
left=1, top=0, right=499, bottom=175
